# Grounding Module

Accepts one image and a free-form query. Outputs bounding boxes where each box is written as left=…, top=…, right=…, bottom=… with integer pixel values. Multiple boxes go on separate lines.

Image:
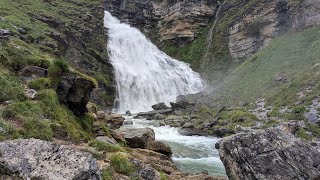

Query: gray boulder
left=95, top=136, right=117, bottom=145
left=147, top=141, right=172, bottom=156
left=113, top=127, right=155, bottom=148
left=20, top=66, right=48, bottom=81
left=0, top=139, right=101, bottom=180
left=152, top=103, right=169, bottom=110
left=0, top=29, right=11, bottom=39
left=216, top=128, right=320, bottom=180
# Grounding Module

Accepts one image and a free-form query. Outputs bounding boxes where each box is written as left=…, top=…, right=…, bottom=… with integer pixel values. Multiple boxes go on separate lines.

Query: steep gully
left=104, top=12, right=226, bottom=176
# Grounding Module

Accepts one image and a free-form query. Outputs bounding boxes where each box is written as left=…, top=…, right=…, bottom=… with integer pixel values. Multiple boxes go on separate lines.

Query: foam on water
left=124, top=116, right=226, bottom=176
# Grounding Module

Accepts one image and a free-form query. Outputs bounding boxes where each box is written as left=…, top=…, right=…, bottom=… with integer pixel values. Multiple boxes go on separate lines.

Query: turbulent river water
left=104, top=11, right=226, bottom=177
left=124, top=116, right=226, bottom=176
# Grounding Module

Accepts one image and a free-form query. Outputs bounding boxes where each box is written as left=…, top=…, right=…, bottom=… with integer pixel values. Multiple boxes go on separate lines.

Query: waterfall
left=104, top=11, right=205, bottom=113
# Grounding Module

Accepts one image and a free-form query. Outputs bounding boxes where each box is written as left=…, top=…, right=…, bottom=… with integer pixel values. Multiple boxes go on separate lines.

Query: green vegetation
left=101, top=168, right=113, bottom=180
left=206, top=26, right=320, bottom=107
left=0, top=72, right=26, bottom=102
left=109, top=153, right=134, bottom=176
left=89, top=140, right=125, bottom=152
left=28, top=78, right=51, bottom=90
left=1, top=89, right=93, bottom=142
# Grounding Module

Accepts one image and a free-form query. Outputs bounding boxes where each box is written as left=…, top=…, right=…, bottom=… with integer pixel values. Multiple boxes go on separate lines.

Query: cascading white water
left=123, top=116, right=226, bottom=176
left=104, top=11, right=204, bottom=113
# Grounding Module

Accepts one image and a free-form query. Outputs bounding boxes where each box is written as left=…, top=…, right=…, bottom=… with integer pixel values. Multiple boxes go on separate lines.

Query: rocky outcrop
left=19, top=65, right=47, bottom=81
left=56, top=73, right=95, bottom=115
left=113, top=127, right=155, bottom=148
left=216, top=128, right=320, bottom=180
left=104, top=0, right=218, bottom=44
left=227, top=0, right=320, bottom=61
left=0, top=139, right=101, bottom=180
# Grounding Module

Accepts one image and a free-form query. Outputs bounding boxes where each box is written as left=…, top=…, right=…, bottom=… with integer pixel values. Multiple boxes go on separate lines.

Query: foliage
left=109, top=153, right=134, bottom=175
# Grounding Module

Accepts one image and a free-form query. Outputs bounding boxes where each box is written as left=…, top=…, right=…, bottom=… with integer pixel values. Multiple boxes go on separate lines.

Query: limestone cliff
left=104, top=0, right=218, bottom=44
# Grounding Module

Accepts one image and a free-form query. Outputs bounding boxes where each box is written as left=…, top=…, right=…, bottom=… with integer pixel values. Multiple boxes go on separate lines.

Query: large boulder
left=113, top=127, right=155, bottom=148
left=20, top=66, right=48, bottom=81
left=147, top=141, right=172, bottom=156
left=56, top=73, right=95, bottom=115
left=216, top=128, right=320, bottom=180
left=152, top=102, right=169, bottom=110
left=0, top=139, right=101, bottom=180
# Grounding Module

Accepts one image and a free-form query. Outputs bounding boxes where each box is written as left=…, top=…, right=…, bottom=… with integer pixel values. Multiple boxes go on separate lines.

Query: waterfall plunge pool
left=123, top=116, right=227, bottom=177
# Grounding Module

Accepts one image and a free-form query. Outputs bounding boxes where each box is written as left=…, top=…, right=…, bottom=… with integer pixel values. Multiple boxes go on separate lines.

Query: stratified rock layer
left=105, top=0, right=217, bottom=44
left=0, top=139, right=101, bottom=180
left=216, top=128, right=320, bottom=180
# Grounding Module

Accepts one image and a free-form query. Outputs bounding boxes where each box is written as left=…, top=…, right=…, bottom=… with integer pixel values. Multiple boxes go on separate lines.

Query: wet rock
left=182, top=122, right=195, bottom=129
left=154, top=113, right=166, bottom=120
left=95, top=136, right=117, bottom=145
left=212, top=128, right=235, bottom=138
left=179, top=128, right=207, bottom=136
left=152, top=102, right=169, bottom=110
left=217, top=128, right=320, bottom=180
left=25, top=89, right=37, bottom=99
left=147, top=141, right=172, bottom=156
left=170, top=101, right=195, bottom=110
left=57, top=74, right=95, bottom=115
left=20, top=66, right=47, bottom=81
left=123, top=120, right=133, bottom=125
left=113, top=127, right=155, bottom=148
left=0, top=139, right=101, bottom=180
left=136, top=109, right=174, bottom=119
left=126, top=110, right=132, bottom=116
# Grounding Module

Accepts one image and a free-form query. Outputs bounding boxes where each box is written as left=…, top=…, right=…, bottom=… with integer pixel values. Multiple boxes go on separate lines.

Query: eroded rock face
left=216, top=128, right=320, bottom=180
left=227, top=0, right=320, bottom=61
left=56, top=73, right=95, bottom=115
left=104, top=0, right=218, bottom=44
left=0, top=139, right=101, bottom=180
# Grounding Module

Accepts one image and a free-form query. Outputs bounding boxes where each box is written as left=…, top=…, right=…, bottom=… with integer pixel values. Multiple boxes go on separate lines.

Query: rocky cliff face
left=104, top=0, right=218, bottom=44
left=227, top=0, right=320, bottom=61
left=216, top=128, right=320, bottom=180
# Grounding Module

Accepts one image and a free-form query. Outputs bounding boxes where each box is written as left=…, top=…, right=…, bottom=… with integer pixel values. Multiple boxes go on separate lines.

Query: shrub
left=89, top=140, right=124, bottom=152
left=109, top=153, right=134, bottom=175
left=28, top=78, right=51, bottom=90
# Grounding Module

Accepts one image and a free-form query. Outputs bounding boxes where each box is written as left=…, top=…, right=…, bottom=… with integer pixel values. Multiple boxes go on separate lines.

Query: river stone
left=113, top=127, right=155, bottom=148
left=147, top=141, right=172, bottom=156
left=0, top=139, right=101, bottom=180
left=152, top=102, right=169, bottom=110
left=216, top=128, right=320, bottom=180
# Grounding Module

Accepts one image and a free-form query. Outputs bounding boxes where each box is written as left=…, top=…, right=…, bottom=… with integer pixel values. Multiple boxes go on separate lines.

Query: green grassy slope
left=208, top=26, right=320, bottom=107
